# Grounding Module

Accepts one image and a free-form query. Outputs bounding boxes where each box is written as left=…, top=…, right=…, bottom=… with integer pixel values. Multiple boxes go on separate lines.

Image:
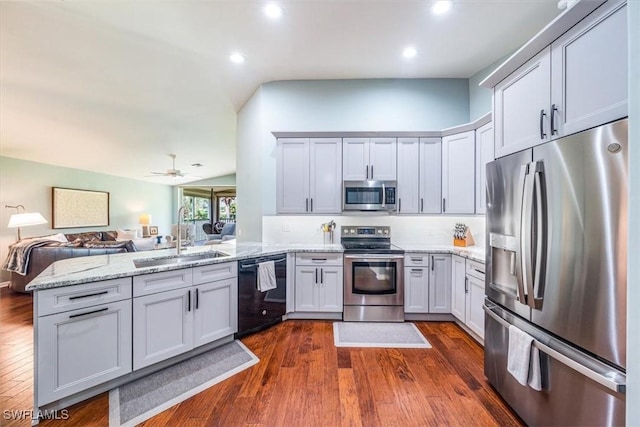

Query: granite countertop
left=26, top=241, right=485, bottom=291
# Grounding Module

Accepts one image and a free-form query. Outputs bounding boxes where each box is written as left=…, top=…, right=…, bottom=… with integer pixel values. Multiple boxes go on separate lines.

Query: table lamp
left=139, top=213, right=152, bottom=237
left=6, top=205, right=48, bottom=240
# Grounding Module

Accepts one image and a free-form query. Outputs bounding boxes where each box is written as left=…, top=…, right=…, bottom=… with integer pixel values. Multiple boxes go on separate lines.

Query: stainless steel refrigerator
left=484, top=118, right=627, bottom=426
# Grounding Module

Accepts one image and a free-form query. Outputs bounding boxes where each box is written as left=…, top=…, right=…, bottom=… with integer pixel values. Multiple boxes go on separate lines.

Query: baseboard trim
left=0, top=282, right=9, bottom=289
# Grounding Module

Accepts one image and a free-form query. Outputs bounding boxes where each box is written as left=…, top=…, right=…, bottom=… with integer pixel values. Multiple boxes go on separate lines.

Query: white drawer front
left=404, top=253, right=430, bottom=267
left=38, top=278, right=132, bottom=316
left=466, top=259, right=486, bottom=281
left=193, top=261, right=237, bottom=285
left=133, top=269, right=193, bottom=297
left=296, top=253, right=343, bottom=266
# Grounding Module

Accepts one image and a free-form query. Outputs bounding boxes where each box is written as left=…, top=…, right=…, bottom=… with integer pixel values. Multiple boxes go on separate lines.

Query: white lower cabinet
left=37, top=294, right=132, bottom=406
left=404, top=253, right=451, bottom=314
left=451, top=255, right=486, bottom=340
left=133, top=262, right=237, bottom=370
left=295, top=253, right=343, bottom=312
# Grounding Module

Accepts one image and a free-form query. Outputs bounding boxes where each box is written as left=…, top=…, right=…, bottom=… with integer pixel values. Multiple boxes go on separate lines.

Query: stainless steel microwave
left=343, top=180, right=397, bottom=212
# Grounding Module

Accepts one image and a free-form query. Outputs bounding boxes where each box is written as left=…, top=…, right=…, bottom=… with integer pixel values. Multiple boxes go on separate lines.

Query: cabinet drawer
left=38, top=278, right=132, bottom=316
left=404, top=253, right=429, bottom=267
left=466, top=259, right=486, bottom=281
left=193, top=261, right=237, bottom=285
left=133, top=268, right=193, bottom=297
left=296, top=253, right=343, bottom=266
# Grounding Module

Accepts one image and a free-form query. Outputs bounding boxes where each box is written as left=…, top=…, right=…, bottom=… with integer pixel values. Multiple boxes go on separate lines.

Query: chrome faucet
left=177, top=205, right=186, bottom=255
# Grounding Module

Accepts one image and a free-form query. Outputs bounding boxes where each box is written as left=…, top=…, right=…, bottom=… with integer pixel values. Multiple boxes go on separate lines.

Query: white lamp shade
left=7, top=212, right=48, bottom=228
left=139, top=214, right=152, bottom=225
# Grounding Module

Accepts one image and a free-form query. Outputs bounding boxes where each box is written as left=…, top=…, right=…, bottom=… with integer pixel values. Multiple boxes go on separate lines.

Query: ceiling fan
left=147, top=154, right=200, bottom=179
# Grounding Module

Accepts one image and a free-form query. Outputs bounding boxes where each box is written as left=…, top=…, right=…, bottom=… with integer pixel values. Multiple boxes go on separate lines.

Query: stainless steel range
left=341, top=226, right=404, bottom=322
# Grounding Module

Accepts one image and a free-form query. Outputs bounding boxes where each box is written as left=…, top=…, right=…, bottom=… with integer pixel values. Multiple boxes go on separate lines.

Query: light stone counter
left=26, top=241, right=344, bottom=291
left=396, top=244, right=486, bottom=263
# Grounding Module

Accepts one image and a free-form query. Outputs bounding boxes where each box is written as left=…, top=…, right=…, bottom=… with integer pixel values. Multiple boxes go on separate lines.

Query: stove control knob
left=377, top=229, right=383, bottom=234
left=383, top=229, right=389, bottom=234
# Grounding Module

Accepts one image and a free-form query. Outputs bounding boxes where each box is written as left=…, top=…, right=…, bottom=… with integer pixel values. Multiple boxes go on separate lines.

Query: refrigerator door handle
left=516, top=164, right=531, bottom=306
left=483, top=304, right=626, bottom=394
left=532, top=161, right=547, bottom=309
left=521, top=163, right=536, bottom=308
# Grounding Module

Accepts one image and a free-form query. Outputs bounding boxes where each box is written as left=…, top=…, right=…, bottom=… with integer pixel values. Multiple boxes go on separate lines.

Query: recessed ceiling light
left=432, top=0, right=452, bottom=15
left=229, top=53, right=245, bottom=64
left=403, top=47, right=417, bottom=59
left=264, top=3, right=283, bottom=19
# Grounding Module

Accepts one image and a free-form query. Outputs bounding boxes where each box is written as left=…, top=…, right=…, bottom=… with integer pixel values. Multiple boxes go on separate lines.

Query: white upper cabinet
left=343, top=137, right=396, bottom=181
left=550, top=1, right=627, bottom=138
left=492, top=0, right=627, bottom=159
left=442, top=131, right=475, bottom=214
left=494, top=48, right=551, bottom=158
left=277, top=138, right=342, bottom=214
left=475, top=122, right=494, bottom=214
left=396, top=138, right=420, bottom=214
left=419, top=138, right=442, bottom=214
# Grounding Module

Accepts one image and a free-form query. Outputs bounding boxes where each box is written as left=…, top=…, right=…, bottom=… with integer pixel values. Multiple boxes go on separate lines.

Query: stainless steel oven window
left=351, top=261, right=397, bottom=295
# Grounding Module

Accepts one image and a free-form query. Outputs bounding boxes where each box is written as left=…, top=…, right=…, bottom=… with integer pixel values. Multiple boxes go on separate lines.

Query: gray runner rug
left=109, top=341, right=259, bottom=427
left=333, top=322, right=431, bottom=348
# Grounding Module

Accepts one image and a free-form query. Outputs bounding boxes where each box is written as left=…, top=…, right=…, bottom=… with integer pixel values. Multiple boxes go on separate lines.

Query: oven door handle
left=344, top=254, right=405, bottom=260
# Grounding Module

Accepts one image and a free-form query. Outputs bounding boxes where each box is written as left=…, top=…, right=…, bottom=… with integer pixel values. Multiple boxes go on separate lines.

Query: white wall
left=263, top=215, right=485, bottom=249
left=236, top=78, right=470, bottom=242
left=627, top=1, right=639, bottom=423
left=0, top=156, right=173, bottom=281
left=468, top=54, right=511, bottom=121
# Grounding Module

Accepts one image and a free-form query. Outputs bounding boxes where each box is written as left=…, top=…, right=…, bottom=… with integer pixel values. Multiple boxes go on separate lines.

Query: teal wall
left=0, top=156, right=173, bottom=281
left=468, top=54, right=512, bottom=121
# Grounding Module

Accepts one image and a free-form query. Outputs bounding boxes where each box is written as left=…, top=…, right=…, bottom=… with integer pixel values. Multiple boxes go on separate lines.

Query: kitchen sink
left=133, top=251, right=230, bottom=268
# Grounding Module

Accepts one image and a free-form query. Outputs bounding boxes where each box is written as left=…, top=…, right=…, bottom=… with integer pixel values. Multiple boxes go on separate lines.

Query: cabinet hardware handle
left=442, top=198, right=446, bottom=213
left=195, top=288, right=199, bottom=310
left=305, top=198, right=309, bottom=212
left=411, top=268, right=423, bottom=272
left=188, top=290, right=191, bottom=312
left=411, top=257, right=422, bottom=262
left=69, top=307, right=108, bottom=319
left=539, top=109, right=547, bottom=139
left=431, top=256, right=435, bottom=271
left=465, top=277, right=469, bottom=293
left=551, top=104, right=558, bottom=135
left=398, top=198, right=401, bottom=212
left=311, top=258, right=327, bottom=262
left=421, top=198, right=424, bottom=213
left=371, top=165, right=374, bottom=179
left=310, top=198, right=313, bottom=212
left=366, top=165, right=369, bottom=180
left=315, top=268, right=318, bottom=284
left=69, top=290, right=109, bottom=300
left=321, top=268, right=324, bottom=284
left=474, top=268, right=485, bottom=275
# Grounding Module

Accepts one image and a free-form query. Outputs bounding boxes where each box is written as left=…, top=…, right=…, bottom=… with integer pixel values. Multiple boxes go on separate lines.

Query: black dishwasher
left=236, top=254, right=287, bottom=338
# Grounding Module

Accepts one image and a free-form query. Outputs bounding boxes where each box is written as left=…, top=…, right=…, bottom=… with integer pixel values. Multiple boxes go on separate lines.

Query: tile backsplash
left=263, top=215, right=486, bottom=248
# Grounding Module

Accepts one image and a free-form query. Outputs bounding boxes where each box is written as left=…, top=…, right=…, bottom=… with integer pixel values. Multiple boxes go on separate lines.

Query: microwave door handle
left=532, top=161, right=546, bottom=309
left=522, top=163, right=536, bottom=308
left=381, top=183, right=386, bottom=208
left=515, top=164, right=530, bottom=306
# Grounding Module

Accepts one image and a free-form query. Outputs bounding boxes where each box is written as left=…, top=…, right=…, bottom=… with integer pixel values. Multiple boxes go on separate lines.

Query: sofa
left=206, top=223, right=236, bottom=241
left=8, top=231, right=137, bottom=293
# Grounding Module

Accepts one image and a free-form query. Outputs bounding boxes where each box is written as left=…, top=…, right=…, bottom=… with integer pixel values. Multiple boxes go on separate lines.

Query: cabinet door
left=193, top=278, right=238, bottom=347
left=369, top=138, right=397, bottom=180
left=277, top=138, right=310, bottom=213
left=396, top=138, right=420, bottom=214
left=419, top=138, right=442, bottom=214
left=295, top=266, right=318, bottom=311
left=309, top=138, right=342, bottom=214
left=133, top=288, right=193, bottom=370
left=442, top=131, right=475, bottom=214
left=450, top=255, right=466, bottom=321
left=318, top=267, right=343, bottom=312
left=343, top=138, right=369, bottom=180
left=37, top=300, right=132, bottom=405
left=494, top=47, right=551, bottom=158
left=551, top=1, right=627, bottom=138
left=466, top=275, right=485, bottom=339
left=404, top=267, right=429, bottom=313
left=475, top=122, right=494, bottom=214
left=429, top=254, right=451, bottom=313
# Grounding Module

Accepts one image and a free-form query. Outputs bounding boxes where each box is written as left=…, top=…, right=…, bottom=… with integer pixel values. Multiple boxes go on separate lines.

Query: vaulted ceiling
left=0, top=1, right=561, bottom=185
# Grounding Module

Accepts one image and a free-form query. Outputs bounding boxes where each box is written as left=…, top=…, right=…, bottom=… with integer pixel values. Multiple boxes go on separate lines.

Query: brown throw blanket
left=1, top=238, right=58, bottom=275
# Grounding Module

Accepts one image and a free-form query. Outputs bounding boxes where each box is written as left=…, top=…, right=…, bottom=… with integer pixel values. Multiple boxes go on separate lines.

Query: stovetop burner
left=341, top=225, right=404, bottom=254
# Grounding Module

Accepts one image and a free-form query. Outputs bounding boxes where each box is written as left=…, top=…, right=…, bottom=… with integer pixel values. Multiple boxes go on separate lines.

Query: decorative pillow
left=102, top=230, right=119, bottom=241
left=116, top=229, right=139, bottom=240
left=83, top=241, right=131, bottom=249
left=42, top=233, right=68, bottom=243
left=131, top=237, right=156, bottom=251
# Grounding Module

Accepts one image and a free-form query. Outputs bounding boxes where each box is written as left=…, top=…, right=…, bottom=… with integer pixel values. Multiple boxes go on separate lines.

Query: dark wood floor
left=0, top=287, right=523, bottom=426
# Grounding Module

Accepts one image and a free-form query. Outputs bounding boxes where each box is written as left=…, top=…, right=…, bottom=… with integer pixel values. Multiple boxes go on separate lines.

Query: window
left=218, top=197, right=236, bottom=221
left=182, top=196, right=210, bottom=221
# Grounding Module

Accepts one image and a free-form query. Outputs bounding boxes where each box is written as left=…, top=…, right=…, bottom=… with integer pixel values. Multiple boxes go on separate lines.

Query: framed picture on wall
left=149, top=226, right=159, bottom=236
left=52, top=187, right=109, bottom=228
